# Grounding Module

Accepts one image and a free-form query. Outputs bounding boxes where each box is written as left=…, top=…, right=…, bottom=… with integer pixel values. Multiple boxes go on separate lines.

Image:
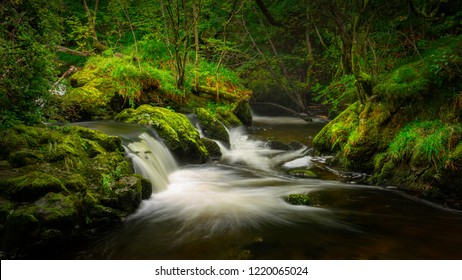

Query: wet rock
left=115, top=105, right=209, bottom=163
left=287, top=169, right=318, bottom=179
left=201, top=138, right=222, bottom=159
left=283, top=194, right=314, bottom=206
left=232, top=100, right=252, bottom=126
left=0, top=172, right=68, bottom=202
left=195, top=108, right=229, bottom=144
left=266, top=139, right=291, bottom=150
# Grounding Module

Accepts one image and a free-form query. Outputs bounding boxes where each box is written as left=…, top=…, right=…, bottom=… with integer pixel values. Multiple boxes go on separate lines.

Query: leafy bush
left=313, top=74, right=357, bottom=116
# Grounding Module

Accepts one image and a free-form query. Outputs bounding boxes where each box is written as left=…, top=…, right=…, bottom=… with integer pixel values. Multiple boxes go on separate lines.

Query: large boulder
left=195, top=108, right=229, bottom=144
left=115, top=105, right=209, bottom=163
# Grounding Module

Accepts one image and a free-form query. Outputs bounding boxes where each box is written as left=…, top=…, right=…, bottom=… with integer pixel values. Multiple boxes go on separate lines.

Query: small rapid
left=75, top=118, right=462, bottom=260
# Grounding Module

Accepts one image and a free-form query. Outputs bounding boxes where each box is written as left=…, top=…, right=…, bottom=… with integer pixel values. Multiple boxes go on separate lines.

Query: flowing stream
left=75, top=116, right=462, bottom=260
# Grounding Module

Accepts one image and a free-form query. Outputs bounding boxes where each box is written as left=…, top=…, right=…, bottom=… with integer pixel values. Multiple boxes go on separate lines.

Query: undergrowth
left=388, top=120, right=462, bottom=168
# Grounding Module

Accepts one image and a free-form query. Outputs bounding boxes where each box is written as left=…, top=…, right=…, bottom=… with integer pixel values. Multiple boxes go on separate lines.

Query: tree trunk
left=351, top=0, right=372, bottom=104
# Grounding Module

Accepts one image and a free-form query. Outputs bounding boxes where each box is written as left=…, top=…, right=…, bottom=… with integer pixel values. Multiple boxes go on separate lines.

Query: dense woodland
left=1, top=0, right=459, bottom=123
left=0, top=0, right=462, bottom=258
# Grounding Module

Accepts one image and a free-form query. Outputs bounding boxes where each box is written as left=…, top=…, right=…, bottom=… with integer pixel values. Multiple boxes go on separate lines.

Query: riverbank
left=313, top=36, right=462, bottom=209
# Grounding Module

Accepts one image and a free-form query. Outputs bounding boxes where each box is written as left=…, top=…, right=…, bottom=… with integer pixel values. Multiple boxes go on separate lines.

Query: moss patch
left=115, top=105, right=209, bottom=163
left=283, top=194, right=315, bottom=206
left=195, top=108, right=229, bottom=144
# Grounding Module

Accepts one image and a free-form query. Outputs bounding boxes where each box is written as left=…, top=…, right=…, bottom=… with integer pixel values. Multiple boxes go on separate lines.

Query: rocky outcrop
left=115, top=105, right=210, bottom=163
left=0, top=124, right=152, bottom=257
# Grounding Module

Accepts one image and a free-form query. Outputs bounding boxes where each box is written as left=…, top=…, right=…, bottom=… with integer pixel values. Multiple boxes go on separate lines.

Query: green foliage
left=0, top=0, right=64, bottom=127
left=388, top=120, right=462, bottom=168
left=313, top=75, right=357, bottom=116
left=313, top=102, right=361, bottom=152
left=185, top=59, right=244, bottom=90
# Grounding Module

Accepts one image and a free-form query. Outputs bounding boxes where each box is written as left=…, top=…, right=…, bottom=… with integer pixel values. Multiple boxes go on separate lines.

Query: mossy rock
left=8, top=149, right=44, bottom=167
left=287, top=169, right=318, bottom=179
left=72, top=126, right=123, bottom=153
left=216, top=107, right=243, bottom=128
left=112, top=176, right=144, bottom=213
left=283, top=194, right=314, bottom=206
left=115, top=105, right=209, bottom=163
left=232, top=100, right=253, bottom=126
left=63, top=174, right=88, bottom=192
left=0, top=197, right=14, bottom=224
left=201, top=137, right=222, bottom=159
left=0, top=124, right=154, bottom=255
left=6, top=207, right=40, bottom=232
left=33, top=193, right=79, bottom=229
left=266, top=139, right=291, bottom=150
left=313, top=102, right=361, bottom=153
left=0, top=171, right=68, bottom=202
left=69, top=70, right=97, bottom=88
left=195, top=108, right=230, bottom=144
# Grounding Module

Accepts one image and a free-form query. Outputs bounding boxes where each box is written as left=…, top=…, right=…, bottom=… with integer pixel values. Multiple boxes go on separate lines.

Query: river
left=73, top=115, right=462, bottom=260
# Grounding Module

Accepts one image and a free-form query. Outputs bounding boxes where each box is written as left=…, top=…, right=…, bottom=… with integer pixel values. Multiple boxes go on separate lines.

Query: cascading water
left=76, top=118, right=462, bottom=260
left=124, top=132, right=177, bottom=192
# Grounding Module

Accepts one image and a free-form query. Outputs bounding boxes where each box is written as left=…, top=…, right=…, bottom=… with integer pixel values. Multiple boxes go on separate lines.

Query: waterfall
left=124, top=132, right=177, bottom=192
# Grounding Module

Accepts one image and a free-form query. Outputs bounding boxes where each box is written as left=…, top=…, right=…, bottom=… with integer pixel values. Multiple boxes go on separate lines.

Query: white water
left=124, top=132, right=177, bottom=192
left=76, top=119, right=462, bottom=260
left=123, top=126, right=337, bottom=241
left=217, top=127, right=309, bottom=172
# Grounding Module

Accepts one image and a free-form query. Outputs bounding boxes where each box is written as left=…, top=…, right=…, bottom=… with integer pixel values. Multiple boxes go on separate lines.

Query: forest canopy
left=1, top=0, right=461, bottom=126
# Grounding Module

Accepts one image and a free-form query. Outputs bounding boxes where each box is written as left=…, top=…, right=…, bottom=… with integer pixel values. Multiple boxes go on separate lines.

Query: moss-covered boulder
left=195, top=108, right=230, bottom=144
left=313, top=36, right=462, bottom=207
left=0, top=124, right=153, bottom=257
left=0, top=172, right=68, bottom=202
left=287, top=169, right=318, bottom=179
left=216, top=107, right=243, bottom=128
left=201, top=138, right=222, bottom=159
left=283, top=194, right=314, bottom=206
left=115, top=105, right=209, bottom=163
left=232, top=100, right=253, bottom=126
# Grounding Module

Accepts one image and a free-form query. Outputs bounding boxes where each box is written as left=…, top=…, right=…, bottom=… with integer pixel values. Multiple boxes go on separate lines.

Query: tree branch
left=55, top=46, right=91, bottom=57
left=254, top=0, right=283, bottom=27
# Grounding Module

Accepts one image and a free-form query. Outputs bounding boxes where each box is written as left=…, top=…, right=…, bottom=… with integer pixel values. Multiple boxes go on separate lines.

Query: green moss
left=73, top=126, right=123, bottom=153
left=6, top=207, right=40, bottom=231
left=64, top=174, right=88, bottom=192
left=0, top=171, right=68, bottom=202
left=200, top=137, right=222, bottom=158
left=313, top=102, right=361, bottom=152
left=232, top=100, right=252, bottom=126
left=195, top=108, right=229, bottom=144
left=33, top=193, right=78, bottom=228
left=287, top=169, right=318, bottom=178
left=0, top=197, right=14, bottom=224
left=115, top=105, right=209, bottom=163
left=9, top=149, right=44, bottom=167
left=388, top=120, right=462, bottom=167
left=69, top=69, right=97, bottom=88
left=283, top=194, right=314, bottom=206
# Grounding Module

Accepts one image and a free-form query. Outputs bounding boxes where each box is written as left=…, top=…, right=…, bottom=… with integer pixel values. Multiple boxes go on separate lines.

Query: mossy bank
left=313, top=36, right=462, bottom=208
left=0, top=124, right=152, bottom=258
